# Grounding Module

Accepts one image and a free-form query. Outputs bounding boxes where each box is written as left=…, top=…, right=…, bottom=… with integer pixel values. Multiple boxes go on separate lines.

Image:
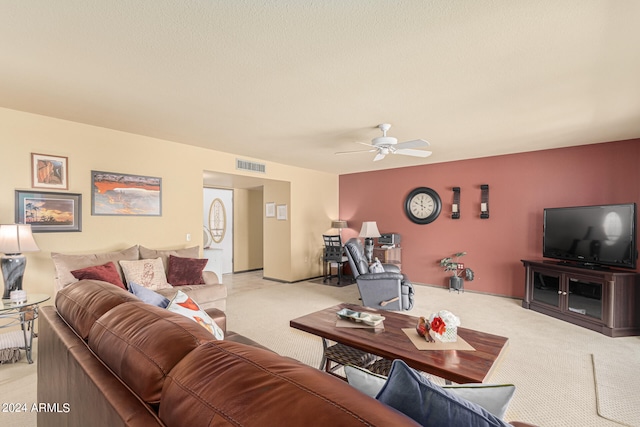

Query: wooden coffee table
left=290, top=303, right=509, bottom=384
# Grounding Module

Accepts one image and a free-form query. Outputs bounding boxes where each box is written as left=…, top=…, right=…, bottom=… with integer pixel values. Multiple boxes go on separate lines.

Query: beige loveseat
left=51, top=245, right=227, bottom=311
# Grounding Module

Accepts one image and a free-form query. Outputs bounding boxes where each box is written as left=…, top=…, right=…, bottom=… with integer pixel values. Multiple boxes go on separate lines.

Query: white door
left=203, top=188, right=233, bottom=277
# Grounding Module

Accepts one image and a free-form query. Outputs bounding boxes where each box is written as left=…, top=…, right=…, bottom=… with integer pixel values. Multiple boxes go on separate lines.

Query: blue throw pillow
left=346, top=363, right=515, bottom=419
left=376, top=360, right=511, bottom=427
left=128, top=281, right=170, bottom=308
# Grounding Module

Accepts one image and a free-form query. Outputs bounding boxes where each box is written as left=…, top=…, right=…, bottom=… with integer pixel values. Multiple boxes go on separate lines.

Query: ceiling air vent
left=236, top=159, right=266, bottom=174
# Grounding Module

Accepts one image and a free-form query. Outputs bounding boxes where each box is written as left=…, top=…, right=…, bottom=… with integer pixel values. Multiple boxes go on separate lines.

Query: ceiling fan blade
left=394, top=148, right=433, bottom=158
left=395, top=139, right=430, bottom=149
left=335, top=148, right=377, bottom=155
left=337, top=125, right=432, bottom=161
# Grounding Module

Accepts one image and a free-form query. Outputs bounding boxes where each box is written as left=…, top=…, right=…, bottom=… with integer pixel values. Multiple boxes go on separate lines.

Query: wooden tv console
left=522, top=260, right=640, bottom=337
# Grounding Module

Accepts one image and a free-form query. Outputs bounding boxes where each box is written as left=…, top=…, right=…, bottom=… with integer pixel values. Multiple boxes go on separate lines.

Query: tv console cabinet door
left=528, top=267, right=562, bottom=310
left=565, top=274, right=606, bottom=323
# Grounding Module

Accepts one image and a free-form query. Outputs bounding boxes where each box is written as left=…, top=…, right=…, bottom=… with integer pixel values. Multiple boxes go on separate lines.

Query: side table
left=1, top=293, right=50, bottom=363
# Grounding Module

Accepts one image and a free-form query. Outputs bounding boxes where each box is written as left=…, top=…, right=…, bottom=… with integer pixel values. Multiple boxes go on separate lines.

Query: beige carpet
left=593, top=352, right=640, bottom=426
left=225, top=274, right=640, bottom=427
left=2, top=273, right=639, bottom=427
left=0, top=342, right=37, bottom=426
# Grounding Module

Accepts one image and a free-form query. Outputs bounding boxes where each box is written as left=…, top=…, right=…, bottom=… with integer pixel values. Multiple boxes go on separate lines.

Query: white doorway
left=203, top=188, right=233, bottom=279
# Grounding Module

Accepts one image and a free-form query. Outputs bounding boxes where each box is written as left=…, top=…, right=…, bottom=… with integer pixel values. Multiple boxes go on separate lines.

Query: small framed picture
left=265, top=202, right=276, bottom=218
left=31, top=153, right=69, bottom=190
left=15, top=190, right=82, bottom=232
left=277, top=204, right=288, bottom=221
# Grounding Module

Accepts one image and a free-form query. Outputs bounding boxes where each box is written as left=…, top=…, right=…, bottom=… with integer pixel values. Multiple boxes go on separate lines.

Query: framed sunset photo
left=91, top=170, right=162, bottom=216
left=15, top=190, right=82, bottom=232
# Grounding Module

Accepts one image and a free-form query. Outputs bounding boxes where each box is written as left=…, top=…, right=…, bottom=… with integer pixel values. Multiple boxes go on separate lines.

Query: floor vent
left=236, top=159, right=266, bottom=174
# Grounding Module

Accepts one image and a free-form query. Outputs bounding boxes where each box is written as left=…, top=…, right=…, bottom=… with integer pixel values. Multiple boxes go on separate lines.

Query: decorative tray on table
left=336, top=308, right=385, bottom=327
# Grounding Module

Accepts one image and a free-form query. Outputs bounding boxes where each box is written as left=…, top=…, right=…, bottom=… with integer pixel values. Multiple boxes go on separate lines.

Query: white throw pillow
left=442, top=383, right=516, bottom=420
left=345, top=363, right=515, bottom=419
left=369, top=259, right=384, bottom=273
left=119, top=257, right=171, bottom=290
left=345, top=365, right=387, bottom=398
left=166, top=290, right=224, bottom=340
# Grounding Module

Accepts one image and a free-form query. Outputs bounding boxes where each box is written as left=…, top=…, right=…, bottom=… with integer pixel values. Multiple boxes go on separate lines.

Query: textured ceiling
left=1, top=1, right=639, bottom=175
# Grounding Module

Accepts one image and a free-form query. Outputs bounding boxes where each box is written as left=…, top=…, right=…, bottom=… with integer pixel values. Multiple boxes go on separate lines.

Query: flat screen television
left=543, top=203, right=637, bottom=269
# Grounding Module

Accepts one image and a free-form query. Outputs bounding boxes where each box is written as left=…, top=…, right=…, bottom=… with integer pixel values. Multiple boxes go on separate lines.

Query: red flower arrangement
left=417, top=311, right=461, bottom=342
left=430, top=316, right=447, bottom=335
left=427, top=310, right=460, bottom=343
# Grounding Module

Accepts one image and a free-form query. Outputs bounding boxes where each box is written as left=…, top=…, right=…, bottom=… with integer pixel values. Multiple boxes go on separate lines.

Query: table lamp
left=0, top=224, right=40, bottom=299
left=359, top=221, right=381, bottom=262
left=331, top=220, right=348, bottom=239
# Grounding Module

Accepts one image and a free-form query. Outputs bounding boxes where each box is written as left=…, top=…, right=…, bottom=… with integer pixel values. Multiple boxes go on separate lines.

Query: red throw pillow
left=71, top=261, right=127, bottom=290
left=167, top=255, right=208, bottom=286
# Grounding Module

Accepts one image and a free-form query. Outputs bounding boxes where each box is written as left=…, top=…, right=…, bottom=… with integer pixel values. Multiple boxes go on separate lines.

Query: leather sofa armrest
left=382, top=263, right=401, bottom=273
left=205, top=307, right=227, bottom=332
left=224, top=331, right=273, bottom=351
left=357, top=272, right=404, bottom=281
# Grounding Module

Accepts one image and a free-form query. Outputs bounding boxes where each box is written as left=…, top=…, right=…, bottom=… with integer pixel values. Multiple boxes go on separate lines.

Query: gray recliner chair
left=344, top=238, right=414, bottom=311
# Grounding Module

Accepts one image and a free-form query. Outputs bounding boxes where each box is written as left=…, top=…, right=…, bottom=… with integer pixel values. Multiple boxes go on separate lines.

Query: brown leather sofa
left=37, top=280, right=420, bottom=426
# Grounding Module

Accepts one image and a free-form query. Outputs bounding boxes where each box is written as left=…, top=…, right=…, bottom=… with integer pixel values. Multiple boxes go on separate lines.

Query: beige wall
left=246, top=189, right=264, bottom=271
left=262, top=181, right=291, bottom=281
left=233, top=188, right=263, bottom=272
left=290, top=174, right=340, bottom=280
left=0, top=108, right=338, bottom=297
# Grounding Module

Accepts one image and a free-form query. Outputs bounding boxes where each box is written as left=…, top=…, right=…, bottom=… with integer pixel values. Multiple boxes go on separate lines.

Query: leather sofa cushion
left=88, top=301, right=215, bottom=405
left=38, top=307, right=165, bottom=427
left=159, top=340, right=419, bottom=427
left=224, top=331, right=272, bottom=351
left=345, top=239, right=370, bottom=277
left=55, top=280, right=139, bottom=339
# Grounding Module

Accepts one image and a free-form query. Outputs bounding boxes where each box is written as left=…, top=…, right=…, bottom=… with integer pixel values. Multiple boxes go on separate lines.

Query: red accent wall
left=339, top=139, right=640, bottom=297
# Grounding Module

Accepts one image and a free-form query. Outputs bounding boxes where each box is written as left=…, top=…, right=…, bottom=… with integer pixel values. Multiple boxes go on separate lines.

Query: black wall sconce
left=480, top=184, right=489, bottom=219
left=452, top=187, right=460, bottom=219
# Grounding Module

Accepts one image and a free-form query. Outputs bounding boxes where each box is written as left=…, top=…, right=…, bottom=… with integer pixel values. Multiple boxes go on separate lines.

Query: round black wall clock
left=405, top=187, right=442, bottom=224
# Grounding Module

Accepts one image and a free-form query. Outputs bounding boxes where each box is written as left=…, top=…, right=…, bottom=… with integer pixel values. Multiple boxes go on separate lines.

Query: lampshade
left=331, top=220, right=348, bottom=230
left=359, top=221, right=381, bottom=238
left=0, top=224, right=40, bottom=254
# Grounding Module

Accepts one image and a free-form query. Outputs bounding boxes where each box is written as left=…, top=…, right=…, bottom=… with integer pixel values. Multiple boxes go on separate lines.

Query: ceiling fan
left=335, top=123, right=432, bottom=162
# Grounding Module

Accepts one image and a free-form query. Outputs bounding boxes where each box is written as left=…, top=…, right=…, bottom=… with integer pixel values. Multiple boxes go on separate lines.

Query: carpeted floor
left=2, top=271, right=639, bottom=427
left=224, top=272, right=640, bottom=427
left=592, top=352, right=640, bottom=426
left=0, top=341, right=37, bottom=426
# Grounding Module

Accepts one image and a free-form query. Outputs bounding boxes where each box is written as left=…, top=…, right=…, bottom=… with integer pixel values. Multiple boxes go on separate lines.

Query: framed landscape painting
left=91, top=170, right=162, bottom=216
left=15, top=190, right=82, bottom=232
left=31, top=153, right=68, bottom=190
